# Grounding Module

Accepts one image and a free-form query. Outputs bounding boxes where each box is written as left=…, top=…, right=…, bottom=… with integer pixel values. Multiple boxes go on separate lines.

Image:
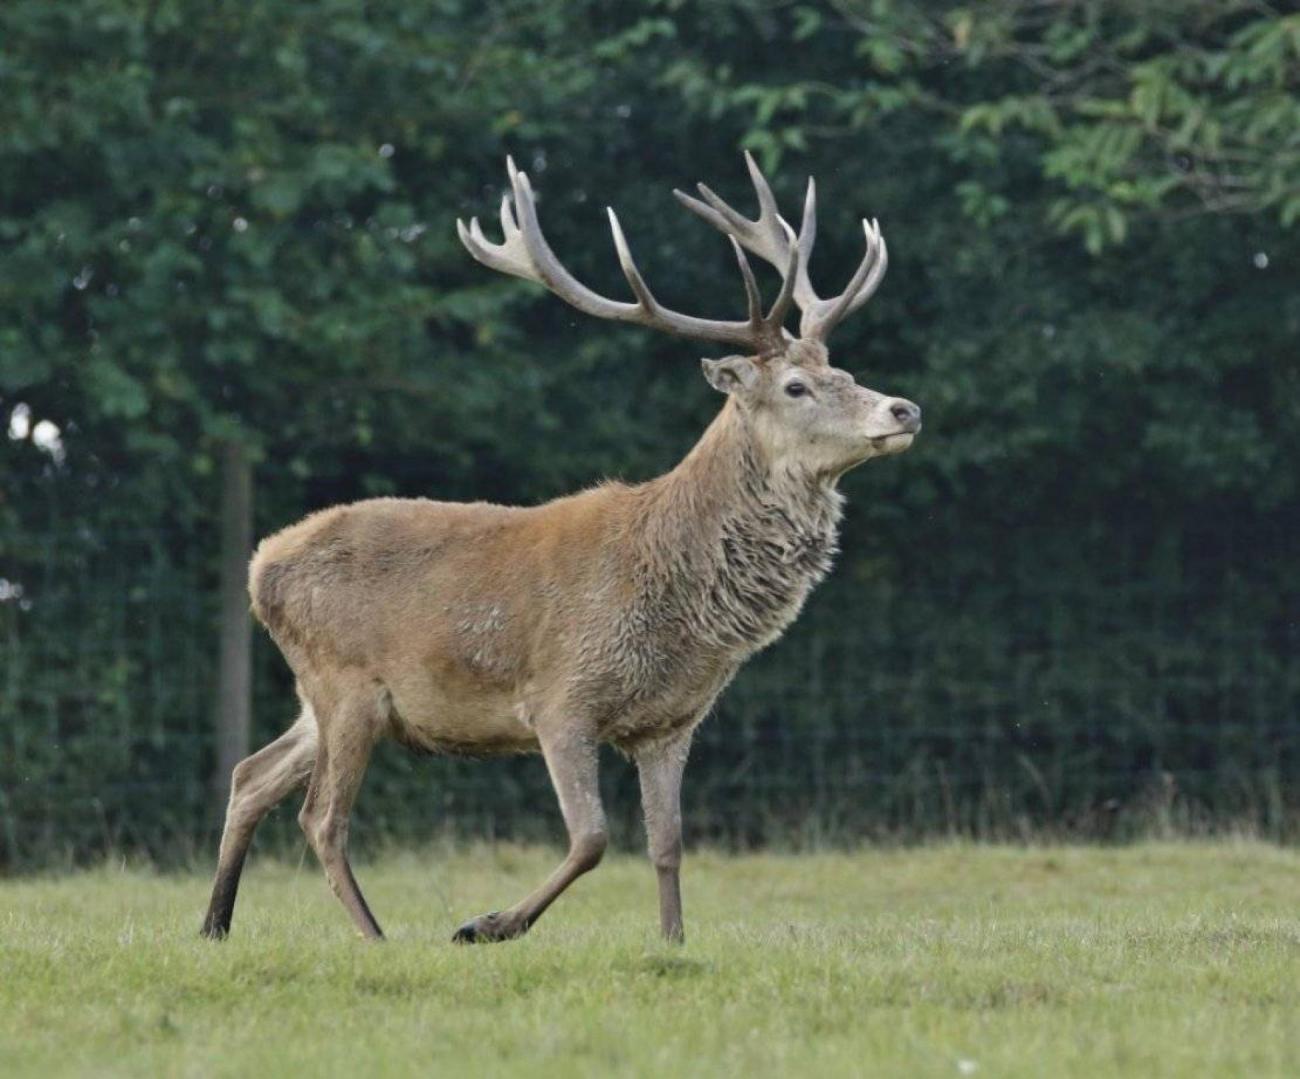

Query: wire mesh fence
left=4, top=501, right=1297, bottom=871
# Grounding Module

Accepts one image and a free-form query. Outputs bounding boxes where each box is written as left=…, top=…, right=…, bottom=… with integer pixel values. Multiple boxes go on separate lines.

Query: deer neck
left=635, top=399, right=843, bottom=654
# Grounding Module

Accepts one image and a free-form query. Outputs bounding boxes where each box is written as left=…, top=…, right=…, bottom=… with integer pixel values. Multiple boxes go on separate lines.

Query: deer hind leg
left=201, top=709, right=318, bottom=939
left=298, top=688, right=386, bottom=940
left=454, top=724, right=606, bottom=944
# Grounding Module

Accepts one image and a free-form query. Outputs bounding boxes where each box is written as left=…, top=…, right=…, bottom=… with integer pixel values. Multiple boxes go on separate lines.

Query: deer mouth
left=870, top=431, right=916, bottom=453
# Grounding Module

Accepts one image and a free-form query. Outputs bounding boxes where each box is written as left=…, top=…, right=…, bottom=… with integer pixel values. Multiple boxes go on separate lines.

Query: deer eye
left=785, top=381, right=808, bottom=398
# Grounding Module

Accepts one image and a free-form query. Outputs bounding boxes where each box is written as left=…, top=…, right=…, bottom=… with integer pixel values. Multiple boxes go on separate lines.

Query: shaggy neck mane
left=628, top=398, right=844, bottom=654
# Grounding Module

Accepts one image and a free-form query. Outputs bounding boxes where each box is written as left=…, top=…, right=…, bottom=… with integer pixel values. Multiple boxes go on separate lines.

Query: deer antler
left=673, top=150, right=888, bottom=343
left=457, top=157, right=798, bottom=353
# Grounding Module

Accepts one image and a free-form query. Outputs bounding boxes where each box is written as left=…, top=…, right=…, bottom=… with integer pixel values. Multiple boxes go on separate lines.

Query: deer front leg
left=636, top=733, right=691, bottom=943
left=453, top=724, right=606, bottom=943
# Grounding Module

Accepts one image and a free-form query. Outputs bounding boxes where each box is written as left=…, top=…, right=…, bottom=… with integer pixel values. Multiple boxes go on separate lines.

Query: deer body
left=250, top=398, right=839, bottom=761
left=202, top=154, right=920, bottom=944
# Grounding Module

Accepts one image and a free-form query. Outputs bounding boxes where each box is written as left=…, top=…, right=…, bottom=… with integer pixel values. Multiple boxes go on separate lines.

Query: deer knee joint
left=571, top=829, right=607, bottom=872
left=298, top=805, right=332, bottom=853
left=229, top=756, right=257, bottom=798
left=314, top=815, right=349, bottom=855
left=650, top=835, right=682, bottom=873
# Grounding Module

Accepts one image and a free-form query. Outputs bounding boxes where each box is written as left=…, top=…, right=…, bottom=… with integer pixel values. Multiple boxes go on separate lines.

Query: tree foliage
left=1, top=0, right=1296, bottom=862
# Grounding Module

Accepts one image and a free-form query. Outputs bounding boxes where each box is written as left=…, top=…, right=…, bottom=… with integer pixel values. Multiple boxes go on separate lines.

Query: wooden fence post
left=213, top=439, right=253, bottom=816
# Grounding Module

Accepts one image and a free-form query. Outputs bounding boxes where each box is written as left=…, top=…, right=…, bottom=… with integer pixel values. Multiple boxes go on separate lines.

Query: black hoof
left=452, top=912, right=511, bottom=944
left=452, top=920, right=482, bottom=944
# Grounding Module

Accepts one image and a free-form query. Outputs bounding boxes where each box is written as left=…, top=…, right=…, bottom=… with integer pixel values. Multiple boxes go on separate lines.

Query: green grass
left=2, top=842, right=1298, bottom=1077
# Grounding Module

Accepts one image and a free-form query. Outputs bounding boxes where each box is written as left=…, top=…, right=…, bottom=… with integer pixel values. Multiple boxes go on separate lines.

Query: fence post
left=213, top=438, right=253, bottom=817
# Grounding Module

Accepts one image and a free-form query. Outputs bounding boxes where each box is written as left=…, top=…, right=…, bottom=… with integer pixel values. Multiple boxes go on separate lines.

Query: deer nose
left=889, top=399, right=922, bottom=433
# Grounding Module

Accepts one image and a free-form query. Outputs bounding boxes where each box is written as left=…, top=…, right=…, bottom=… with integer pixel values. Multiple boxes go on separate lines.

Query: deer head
left=457, top=154, right=921, bottom=480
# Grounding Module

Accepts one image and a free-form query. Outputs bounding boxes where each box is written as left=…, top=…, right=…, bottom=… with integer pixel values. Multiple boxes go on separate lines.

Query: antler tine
left=766, top=220, right=801, bottom=329
left=843, top=222, right=889, bottom=317
left=728, top=236, right=763, bottom=327
left=798, top=177, right=817, bottom=268
left=692, top=183, right=759, bottom=243
left=804, top=219, right=889, bottom=341
left=743, top=149, right=782, bottom=226
left=607, top=207, right=658, bottom=312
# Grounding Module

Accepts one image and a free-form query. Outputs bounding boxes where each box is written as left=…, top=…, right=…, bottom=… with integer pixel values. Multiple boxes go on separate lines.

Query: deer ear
left=701, top=355, right=759, bottom=396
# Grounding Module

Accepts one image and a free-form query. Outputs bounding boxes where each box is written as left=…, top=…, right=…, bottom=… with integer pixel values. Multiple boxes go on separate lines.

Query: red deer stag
left=201, top=153, right=921, bottom=944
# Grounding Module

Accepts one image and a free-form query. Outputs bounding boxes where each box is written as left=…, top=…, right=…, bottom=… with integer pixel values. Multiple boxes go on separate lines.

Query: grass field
left=2, top=842, right=1298, bottom=1077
